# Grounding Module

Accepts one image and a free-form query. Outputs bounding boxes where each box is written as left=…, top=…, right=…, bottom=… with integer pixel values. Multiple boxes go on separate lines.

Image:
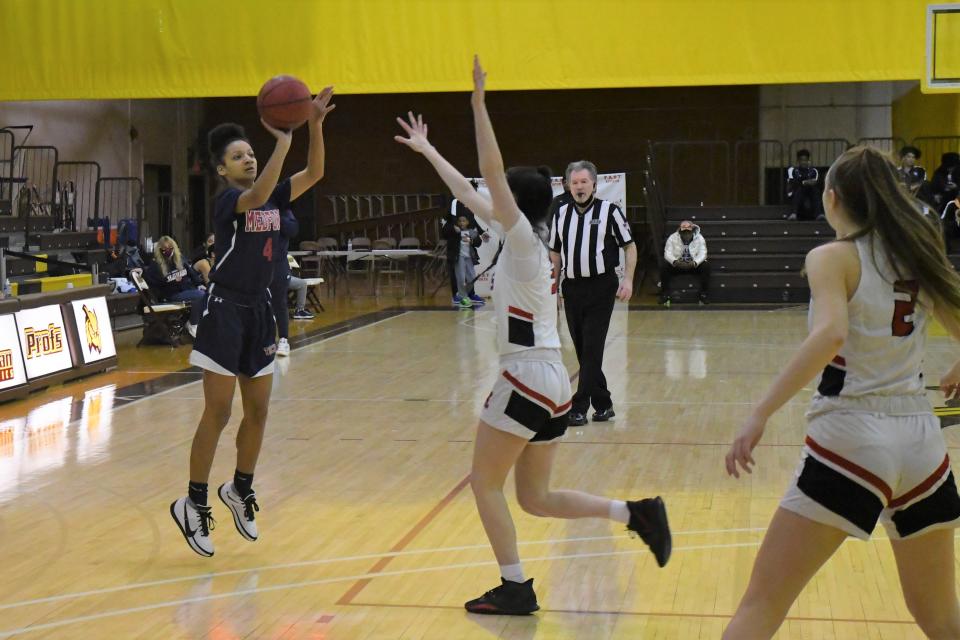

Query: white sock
left=609, top=500, right=630, bottom=524
left=500, top=563, right=525, bottom=583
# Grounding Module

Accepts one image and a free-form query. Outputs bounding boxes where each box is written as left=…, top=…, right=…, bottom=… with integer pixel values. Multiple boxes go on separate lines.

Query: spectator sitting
left=931, top=152, right=960, bottom=214
left=897, top=146, right=927, bottom=196
left=144, top=235, right=206, bottom=337
left=192, top=234, right=216, bottom=284
left=786, top=149, right=822, bottom=220
left=659, top=220, right=710, bottom=305
left=444, top=213, right=484, bottom=309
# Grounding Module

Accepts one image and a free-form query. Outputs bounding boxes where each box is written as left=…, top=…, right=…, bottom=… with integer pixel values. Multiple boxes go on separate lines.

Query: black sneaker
left=292, top=308, right=315, bottom=320
left=592, top=408, right=615, bottom=422
left=698, top=293, right=709, bottom=305
left=465, top=578, right=539, bottom=615
left=568, top=412, right=587, bottom=427
left=626, top=497, right=672, bottom=567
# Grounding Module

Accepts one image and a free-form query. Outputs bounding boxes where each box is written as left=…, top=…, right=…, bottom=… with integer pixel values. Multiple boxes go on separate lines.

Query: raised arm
left=236, top=121, right=292, bottom=213
left=290, top=86, right=336, bottom=201
left=471, top=56, right=522, bottom=233
left=394, top=112, right=493, bottom=224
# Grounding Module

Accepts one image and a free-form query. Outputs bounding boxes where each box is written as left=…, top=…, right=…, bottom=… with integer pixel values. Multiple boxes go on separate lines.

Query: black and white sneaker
left=170, top=497, right=215, bottom=557
left=626, top=496, right=672, bottom=567
left=218, top=482, right=259, bottom=541
left=465, top=578, right=539, bottom=615
left=292, top=308, right=315, bottom=320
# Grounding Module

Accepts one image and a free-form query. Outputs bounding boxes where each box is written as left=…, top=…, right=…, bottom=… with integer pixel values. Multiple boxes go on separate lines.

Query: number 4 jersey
left=209, top=179, right=290, bottom=298
left=808, top=234, right=931, bottom=418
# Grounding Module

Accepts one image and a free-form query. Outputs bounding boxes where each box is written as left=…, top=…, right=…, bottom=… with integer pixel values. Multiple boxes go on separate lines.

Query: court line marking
left=0, top=537, right=924, bottom=638
left=342, top=601, right=919, bottom=626
left=0, top=527, right=768, bottom=612
left=336, top=474, right=471, bottom=605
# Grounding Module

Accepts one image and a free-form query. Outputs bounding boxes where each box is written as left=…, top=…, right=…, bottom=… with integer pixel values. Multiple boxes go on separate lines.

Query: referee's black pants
left=562, top=273, right=618, bottom=415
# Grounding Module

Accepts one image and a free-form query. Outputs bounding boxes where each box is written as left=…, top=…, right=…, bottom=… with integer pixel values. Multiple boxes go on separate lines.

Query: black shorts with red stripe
left=781, top=412, right=960, bottom=540
left=480, top=359, right=572, bottom=444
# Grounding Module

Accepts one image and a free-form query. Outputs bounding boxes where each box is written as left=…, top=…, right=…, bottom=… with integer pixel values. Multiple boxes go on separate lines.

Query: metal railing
left=644, top=144, right=668, bottom=274
left=53, top=161, right=101, bottom=228
left=912, top=136, right=960, bottom=167
left=733, top=140, right=784, bottom=205
left=0, top=130, right=14, bottom=215
left=787, top=139, right=851, bottom=169
left=322, top=193, right=442, bottom=225
left=98, top=177, right=144, bottom=233
left=857, top=137, right=907, bottom=154
left=651, top=140, right=731, bottom=205
left=12, top=145, right=58, bottom=216
left=143, top=191, right=187, bottom=240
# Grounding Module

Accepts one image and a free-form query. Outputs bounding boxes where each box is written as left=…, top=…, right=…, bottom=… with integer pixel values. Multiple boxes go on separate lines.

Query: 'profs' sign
left=14, top=305, right=73, bottom=380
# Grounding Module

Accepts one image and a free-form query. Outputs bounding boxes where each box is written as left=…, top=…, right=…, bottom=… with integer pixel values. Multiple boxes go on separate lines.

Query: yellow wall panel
left=0, top=0, right=942, bottom=100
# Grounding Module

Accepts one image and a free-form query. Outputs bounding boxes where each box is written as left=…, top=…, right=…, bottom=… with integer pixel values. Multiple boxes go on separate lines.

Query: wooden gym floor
left=1, top=294, right=958, bottom=639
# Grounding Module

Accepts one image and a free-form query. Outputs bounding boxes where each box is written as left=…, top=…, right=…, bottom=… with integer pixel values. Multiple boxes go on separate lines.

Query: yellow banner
left=0, top=0, right=939, bottom=100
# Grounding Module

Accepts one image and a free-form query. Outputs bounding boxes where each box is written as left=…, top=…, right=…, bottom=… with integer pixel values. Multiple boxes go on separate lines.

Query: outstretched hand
left=472, top=55, right=486, bottom=104
left=312, top=86, right=336, bottom=124
left=394, top=111, right=432, bottom=154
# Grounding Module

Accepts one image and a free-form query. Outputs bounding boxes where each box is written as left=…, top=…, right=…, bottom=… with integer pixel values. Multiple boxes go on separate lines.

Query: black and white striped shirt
left=549, top=199, right=633, bottom=279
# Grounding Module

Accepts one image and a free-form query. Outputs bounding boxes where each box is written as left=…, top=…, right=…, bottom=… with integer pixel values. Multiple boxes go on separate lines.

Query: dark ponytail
left=828, top=145, right=960, bottom=313
left=505, top=165, right=554, bottom=226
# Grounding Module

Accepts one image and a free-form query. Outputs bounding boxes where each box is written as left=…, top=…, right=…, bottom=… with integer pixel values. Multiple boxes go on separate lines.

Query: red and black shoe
left=627, top=496, right=672, bottom=567
left=465, top=578, right=539, bottom=615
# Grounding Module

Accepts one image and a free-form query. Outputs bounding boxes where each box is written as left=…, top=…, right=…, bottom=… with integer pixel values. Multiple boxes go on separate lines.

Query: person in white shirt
left=394, top=56, right=671, bottom=617
left=660, top=220, right=710, bottom=304
left=723, top=146, right=960, bottom=639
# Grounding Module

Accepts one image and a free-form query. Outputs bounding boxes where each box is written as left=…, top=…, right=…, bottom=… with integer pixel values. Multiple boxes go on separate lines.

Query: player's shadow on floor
left=466, top=609, right=539, bottom=638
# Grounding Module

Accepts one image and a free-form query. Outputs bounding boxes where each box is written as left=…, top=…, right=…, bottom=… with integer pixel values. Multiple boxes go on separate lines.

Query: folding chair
left=287, top=254, right=325, bottom=312
left=129, top=270, right=191, bottom=347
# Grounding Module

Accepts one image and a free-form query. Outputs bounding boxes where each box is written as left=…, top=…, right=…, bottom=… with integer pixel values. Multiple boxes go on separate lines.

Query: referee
left=549, top=160, right=636, bottom=426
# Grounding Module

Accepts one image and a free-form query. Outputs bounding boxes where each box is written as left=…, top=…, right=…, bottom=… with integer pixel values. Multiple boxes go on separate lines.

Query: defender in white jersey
left=395, top=57, right=671, bottom=617
left=724, top=147, right=960, bottom=640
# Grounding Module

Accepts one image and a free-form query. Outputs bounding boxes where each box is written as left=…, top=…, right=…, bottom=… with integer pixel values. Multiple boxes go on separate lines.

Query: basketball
left=256, top=75, right=312, bottom=130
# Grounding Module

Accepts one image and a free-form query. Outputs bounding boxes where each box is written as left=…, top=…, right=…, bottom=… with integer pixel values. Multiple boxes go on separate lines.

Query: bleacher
left=647, top=135, right=960, bottom=305
left=0, top=124, right=143, bottom=321
left=659, top=205, right=827, bottom=303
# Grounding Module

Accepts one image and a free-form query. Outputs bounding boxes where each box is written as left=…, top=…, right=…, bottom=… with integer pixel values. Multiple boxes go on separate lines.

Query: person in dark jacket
left=931, top=152, right=960, bottom=214
left=268, top=209, right=313, bottom=357
left=444, top=213, right=484, bottom=309
left=144, top=235, right=206, bottom=334
left=444, top=194, right=488, bottom=306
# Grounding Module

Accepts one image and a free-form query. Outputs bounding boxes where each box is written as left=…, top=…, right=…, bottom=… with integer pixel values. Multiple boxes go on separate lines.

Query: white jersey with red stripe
left=492, top=215, right=562, bottom=357
left=808, top=234, right=931, bottom=417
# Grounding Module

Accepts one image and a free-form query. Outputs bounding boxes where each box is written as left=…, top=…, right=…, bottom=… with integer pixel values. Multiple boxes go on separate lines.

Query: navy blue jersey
left=209, top=179, right=291, bottom=297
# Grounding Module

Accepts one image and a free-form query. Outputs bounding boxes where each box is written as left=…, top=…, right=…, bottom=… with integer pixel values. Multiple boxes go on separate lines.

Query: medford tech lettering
left=245, top=209, right=281, bottom=233
left=165, top=268, right=189, bottom=283
left=0, top=350, right=14, bottom=382
left=24, top=324, right=64, bottom=359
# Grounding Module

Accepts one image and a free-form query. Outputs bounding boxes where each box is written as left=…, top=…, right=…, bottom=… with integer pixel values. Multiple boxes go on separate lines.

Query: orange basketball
left=256, top=75, right=312, bottom=130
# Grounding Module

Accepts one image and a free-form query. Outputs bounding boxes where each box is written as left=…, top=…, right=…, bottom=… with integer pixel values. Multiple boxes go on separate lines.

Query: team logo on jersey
left=83, top=304, right=101, bottom=354
left=0, top=349, right=15, bottom=382
left=245, top=209, right=281, bottom=233
left=264, top=343, right=278, bottom=356
left=24, top=324, right=64, bottom=359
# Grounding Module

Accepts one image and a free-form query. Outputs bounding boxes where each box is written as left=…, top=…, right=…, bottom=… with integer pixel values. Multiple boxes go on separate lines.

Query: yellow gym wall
left=0, top=0, right=943, bottom=100
left=893, top=85, right=960, bottom=144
